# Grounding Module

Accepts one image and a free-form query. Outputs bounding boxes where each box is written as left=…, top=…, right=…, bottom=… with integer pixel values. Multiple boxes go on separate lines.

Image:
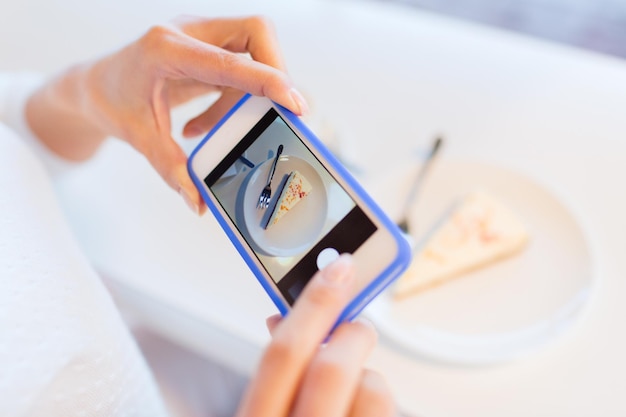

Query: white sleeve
left=0, top=72, right=79, bottom=177
left=0, top=124, right=171, bottom=417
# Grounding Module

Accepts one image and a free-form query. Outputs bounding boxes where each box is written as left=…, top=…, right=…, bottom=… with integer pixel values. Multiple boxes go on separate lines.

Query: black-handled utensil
left=397, top=137, right=443, bottom=234
left=257, top=144, right=284, bottom=209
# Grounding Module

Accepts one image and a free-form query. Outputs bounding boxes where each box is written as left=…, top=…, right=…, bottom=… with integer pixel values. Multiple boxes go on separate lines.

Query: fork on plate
left=396, top=136, right=443, bottom=234
left=257, top=144, right=284, bottom=209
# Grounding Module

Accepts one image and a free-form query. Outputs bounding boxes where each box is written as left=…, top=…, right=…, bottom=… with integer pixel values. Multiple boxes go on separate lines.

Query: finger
left=144, top=134, right=206, bottom=215
left=166, top=78, right=220, bottom=107
left=236, top=254, right=356, bottom=417
left=145, top=27, right=307, bottom=115
left=182, top=88, right=245, bottom=138
left=177, top=41, right=307, bottom=115
left=176, top=160, right=207, bottom=216
left=292, top=319, right=378, bottom=417
left=265, top=314, right=282, bottom=336
left=349, top=370, right=397, bottom=417
left=175, top=16, right=287, bottom=71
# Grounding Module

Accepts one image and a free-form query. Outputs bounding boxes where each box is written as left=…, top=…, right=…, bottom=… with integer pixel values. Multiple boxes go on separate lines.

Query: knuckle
left=245, top=15, right=274, bottom=34
left=139, top=24, right=177, bottom=53
left=308, top=358, right=347, bottom=387
left=143, top=24, right=171, bottom=43
left=213, top=51, right=245, bottom=87
left=215, top=50, right=240, bottom=75
left=262, top=338, right=301, bottom=370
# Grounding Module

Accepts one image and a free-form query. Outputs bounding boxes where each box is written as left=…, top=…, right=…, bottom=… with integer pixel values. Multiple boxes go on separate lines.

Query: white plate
left=240, top=155, right=327, bottom=257
left=364, top=159, right=594, bottom=365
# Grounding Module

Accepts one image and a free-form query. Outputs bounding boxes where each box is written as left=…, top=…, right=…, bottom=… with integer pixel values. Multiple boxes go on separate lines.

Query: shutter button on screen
left=316, top=248, right=340, bottom=270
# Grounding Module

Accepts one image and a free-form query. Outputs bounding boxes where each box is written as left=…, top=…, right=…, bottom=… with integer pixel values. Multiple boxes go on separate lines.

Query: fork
left=257, top=144, right=284, bottom=209
left=397, top=136, right=443, bottom=234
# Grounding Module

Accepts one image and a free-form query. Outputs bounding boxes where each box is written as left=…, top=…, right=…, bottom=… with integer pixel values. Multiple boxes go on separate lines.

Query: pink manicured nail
left=289, top=88, right=310, bottom=116
left=320, top=254, right=354, bottom=286
left=179, top=189, right=200, bottom=215
left=355, top=317, right=376, bottom=331
left=185, top=125, right=203, bottom=138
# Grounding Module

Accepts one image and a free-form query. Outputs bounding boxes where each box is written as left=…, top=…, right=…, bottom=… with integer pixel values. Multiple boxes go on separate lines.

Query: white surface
left=364, top=159, right=593, bottom=365
left=3, top=0, right=626, bottom=416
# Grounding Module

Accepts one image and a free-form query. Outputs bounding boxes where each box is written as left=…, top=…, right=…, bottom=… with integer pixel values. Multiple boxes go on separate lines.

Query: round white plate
left=241, top=155, right=327, bottom=257
left=364, top=159, right=594, bottom=365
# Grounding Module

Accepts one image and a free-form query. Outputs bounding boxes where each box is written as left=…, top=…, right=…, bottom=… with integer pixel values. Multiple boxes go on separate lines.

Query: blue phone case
left=187, top=94, right=411, bottom=323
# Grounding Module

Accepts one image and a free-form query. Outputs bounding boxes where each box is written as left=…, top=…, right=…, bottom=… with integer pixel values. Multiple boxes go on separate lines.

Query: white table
left=4, top=0, right=626, bottom=415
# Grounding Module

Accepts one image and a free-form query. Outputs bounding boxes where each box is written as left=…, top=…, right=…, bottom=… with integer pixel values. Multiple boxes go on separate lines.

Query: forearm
left=25, top=63, right=107, bottom=161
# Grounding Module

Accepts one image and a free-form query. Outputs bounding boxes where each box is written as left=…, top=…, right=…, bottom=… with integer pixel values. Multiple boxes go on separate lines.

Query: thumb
left=183, top=88, right=245, bottom=138
left=147, top=137, right=206, bottom=215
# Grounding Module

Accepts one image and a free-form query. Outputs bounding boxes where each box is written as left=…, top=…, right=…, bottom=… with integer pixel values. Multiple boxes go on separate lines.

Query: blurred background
left=376, top=0, right=626, bottom=59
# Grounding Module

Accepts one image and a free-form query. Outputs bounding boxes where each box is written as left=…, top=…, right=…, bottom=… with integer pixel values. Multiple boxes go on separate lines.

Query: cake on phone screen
left=204, top=108, right=377, bottom=303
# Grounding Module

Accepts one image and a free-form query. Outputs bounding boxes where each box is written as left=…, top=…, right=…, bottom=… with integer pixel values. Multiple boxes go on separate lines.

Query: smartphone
left=187, top=94, right=410, bottom=322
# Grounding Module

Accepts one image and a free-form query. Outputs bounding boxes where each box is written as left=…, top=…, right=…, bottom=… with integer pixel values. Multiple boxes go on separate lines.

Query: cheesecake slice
left=393, top=191, right=529, bottom=299
left=265, top=170, right=312, bottom=229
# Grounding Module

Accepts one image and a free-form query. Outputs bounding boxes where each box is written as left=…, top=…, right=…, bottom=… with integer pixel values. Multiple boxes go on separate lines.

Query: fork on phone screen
left=257, top=144, right=283, bottom=209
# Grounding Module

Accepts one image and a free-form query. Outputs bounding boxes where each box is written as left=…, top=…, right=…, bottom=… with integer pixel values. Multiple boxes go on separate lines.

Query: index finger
left=168, top=36, right=307, bottom=115
left=236, top=254, right=356, bottom=417
left=175, top=16, right=287, bottom=71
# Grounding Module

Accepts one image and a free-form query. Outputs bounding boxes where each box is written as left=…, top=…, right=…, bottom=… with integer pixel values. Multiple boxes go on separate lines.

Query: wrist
left=26, top=62, right=108, bottom=161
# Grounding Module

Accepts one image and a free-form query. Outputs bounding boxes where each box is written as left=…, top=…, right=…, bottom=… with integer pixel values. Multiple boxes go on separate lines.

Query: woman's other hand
left=237, top=255, right=397, bottom=417
left=26, top=16, right=308, bottom=214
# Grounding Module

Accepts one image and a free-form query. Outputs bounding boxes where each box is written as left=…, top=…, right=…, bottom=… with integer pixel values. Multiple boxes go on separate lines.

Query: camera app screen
left=205, top=108, right=376, bottom=303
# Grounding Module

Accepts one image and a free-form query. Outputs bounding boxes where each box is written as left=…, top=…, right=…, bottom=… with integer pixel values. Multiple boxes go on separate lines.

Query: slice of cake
left=393, top=191, right=529, bottom=299
left=265, top=170, right=312, bottom=229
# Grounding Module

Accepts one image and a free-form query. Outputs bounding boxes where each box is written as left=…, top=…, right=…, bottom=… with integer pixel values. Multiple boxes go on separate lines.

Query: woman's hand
left=237, top=255, right=397, bottom=417
left=26, top=16, right=308, bottom=214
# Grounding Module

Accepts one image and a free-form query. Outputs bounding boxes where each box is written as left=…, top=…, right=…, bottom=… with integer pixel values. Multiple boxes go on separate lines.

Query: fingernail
left=289, top=88, right=310, bottom=116
left=266, top=314, right=282, bottom=335
left=179, top=189, right=200, bottom=215
left=185, top=125, right=203, bottom=138
left=320, top=254, right=354, bottom=286
left=355, top=317, right=376, bottom=331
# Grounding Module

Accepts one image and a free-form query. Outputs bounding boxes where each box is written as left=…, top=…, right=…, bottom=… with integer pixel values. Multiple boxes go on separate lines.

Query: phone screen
left=205, top=108, right=377, bottom=304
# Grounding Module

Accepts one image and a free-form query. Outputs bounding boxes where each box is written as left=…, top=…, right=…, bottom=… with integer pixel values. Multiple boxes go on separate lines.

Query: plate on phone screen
left=239, top=156, right=327, bottom=257
left=363, top=159, right=595, bottom=365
